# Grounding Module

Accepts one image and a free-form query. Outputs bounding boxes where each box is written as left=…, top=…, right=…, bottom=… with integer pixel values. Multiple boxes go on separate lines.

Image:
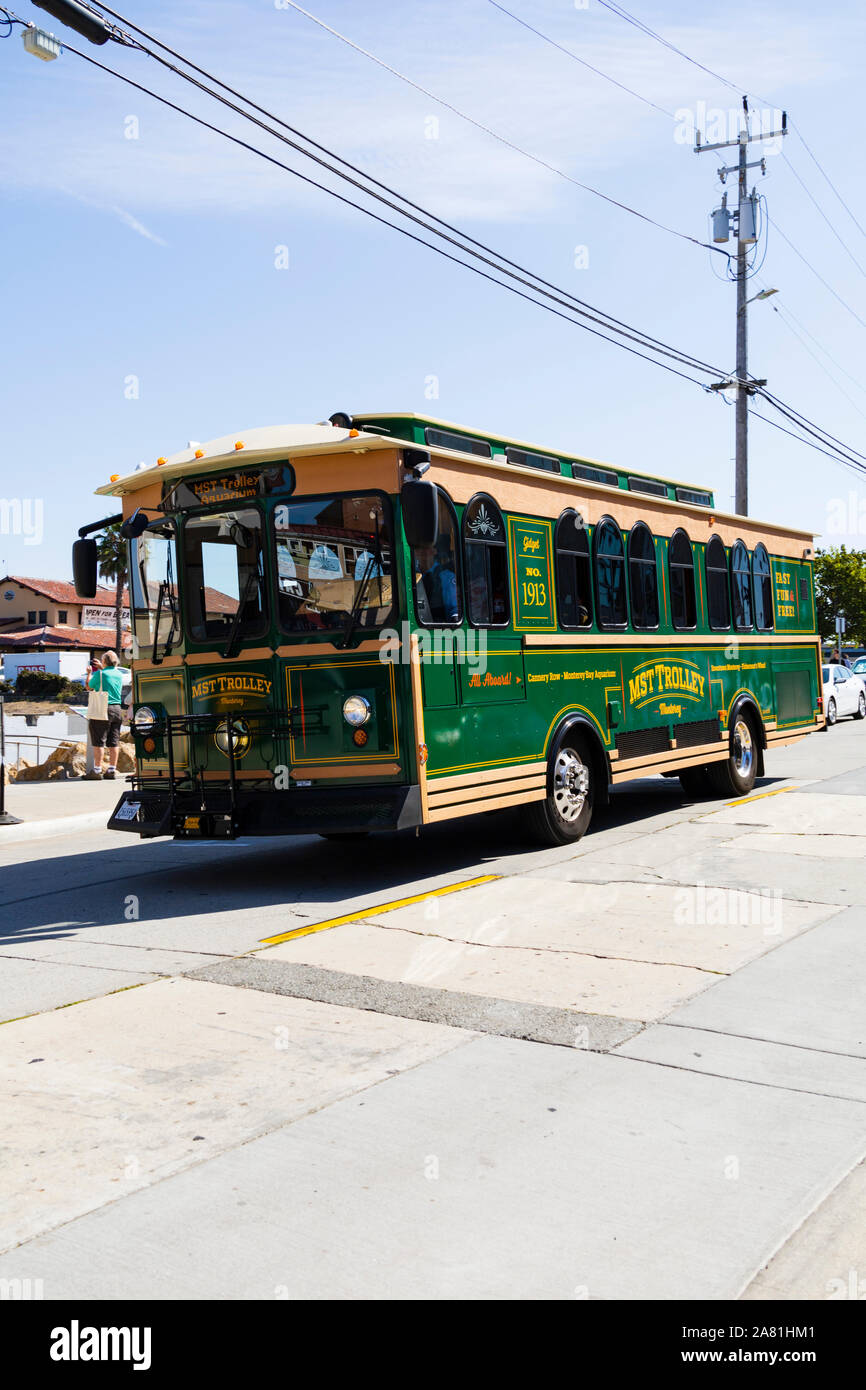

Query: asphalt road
left=1, top=719, right=864, bottom=1299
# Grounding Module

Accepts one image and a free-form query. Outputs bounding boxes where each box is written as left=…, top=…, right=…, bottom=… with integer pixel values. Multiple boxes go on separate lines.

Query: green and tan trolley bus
left=72, top=410, right=825, bottom=846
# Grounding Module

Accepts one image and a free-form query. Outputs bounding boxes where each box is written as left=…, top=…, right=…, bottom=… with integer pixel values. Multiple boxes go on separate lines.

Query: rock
left=10, top=741, right=88, bottom=782
left=116, top=745, right=136, bottom=772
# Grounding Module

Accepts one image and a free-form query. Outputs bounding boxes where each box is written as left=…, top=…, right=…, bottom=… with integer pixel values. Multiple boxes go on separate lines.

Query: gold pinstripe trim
left=428, top=774, right=547, bottom=808
left=428, top=760, right=546, bottom=791
left=427, top=787, right=547, bottom=822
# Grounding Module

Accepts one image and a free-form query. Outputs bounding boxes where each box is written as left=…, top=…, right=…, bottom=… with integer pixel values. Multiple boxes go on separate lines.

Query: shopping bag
left=87, top=673, right=109, bottom=720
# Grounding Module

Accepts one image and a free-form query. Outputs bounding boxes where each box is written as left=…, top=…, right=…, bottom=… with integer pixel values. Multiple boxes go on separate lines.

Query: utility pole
left=734, top=129, right=749, bottom=517
left=695, top=97, right=787, bottom=515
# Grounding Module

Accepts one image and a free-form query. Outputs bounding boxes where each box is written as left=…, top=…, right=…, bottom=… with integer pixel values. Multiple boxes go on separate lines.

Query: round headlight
left=132, top=705, right=157, bottom=733
left=342, top=695, right=371, bottom=727
left=214, top=718, right=251, bottom=757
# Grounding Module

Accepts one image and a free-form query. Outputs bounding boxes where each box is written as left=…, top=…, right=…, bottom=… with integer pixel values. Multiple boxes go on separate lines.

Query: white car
left=822, top=663, right=866, bottom=725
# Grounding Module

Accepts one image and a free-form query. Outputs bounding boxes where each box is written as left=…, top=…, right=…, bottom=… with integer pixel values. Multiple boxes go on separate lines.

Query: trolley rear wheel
left=705, top=713, right=759, bottom=797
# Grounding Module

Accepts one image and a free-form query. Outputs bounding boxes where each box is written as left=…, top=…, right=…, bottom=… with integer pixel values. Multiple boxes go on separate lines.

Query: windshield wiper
left=161, top=590, right=180, bottom=661
left=223, top=568, right=258, bottom=659
left=150, top=581, right=167, bottom=665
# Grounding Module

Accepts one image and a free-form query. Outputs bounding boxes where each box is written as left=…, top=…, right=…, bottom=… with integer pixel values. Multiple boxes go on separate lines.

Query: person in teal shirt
left=87, top=650, right=125, bottom=779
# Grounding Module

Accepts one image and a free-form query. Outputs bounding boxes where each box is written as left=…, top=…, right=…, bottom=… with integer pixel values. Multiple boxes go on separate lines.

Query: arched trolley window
left=705, top=534, right=731, bottom=630
left=462, top=494, right=510, bottom=627
left=593, top=517, right=627, bottom=629
left=669, top=529, right=697, bottom=630
left=752, top=543, right=773, bottom=631
left=731, top=539, right=754, bottom=630
left=628, top=522, right=659, bottom=630
left=555, top=510, right=592, bottom=629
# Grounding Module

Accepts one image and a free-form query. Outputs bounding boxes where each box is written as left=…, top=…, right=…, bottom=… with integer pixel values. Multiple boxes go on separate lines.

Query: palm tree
left=96, top=523, right=128, bottom=655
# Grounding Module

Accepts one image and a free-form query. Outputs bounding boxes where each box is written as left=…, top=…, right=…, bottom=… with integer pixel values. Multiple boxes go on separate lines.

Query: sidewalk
left=0, top=776, right=122, bottom=841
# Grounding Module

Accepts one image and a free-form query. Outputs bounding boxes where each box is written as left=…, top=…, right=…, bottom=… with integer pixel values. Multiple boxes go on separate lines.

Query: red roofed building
left=0, top=576, right=132, bottom=656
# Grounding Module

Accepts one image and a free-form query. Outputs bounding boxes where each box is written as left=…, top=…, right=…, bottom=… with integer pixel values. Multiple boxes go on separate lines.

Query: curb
left=0, top=811, right=111, bottom=845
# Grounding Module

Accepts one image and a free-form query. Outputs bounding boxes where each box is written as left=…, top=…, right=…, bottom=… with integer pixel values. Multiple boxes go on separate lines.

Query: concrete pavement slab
left=1, top=1034, right=864, bottom=1300
left=701, top=790, right=866, bottom=834
left=266, top=918, right=726, bottom=1021
left=577, top=845, right=864, bottom=907
left=806, top=768, right=866, bottom=796
left=662, top=907, right=866, bottom=1057
left=2, top=778, right=121, bottom=825
left=722, top=831, right=866, bottom=859
left=0, top=977, right=470, bottom=1253
left=741, top=1160, right=866, bottom=1300
left=190, top=956, right=642, bottom=1050
left=617, top=1025, right=866, bottom=1103
left=0, top=940, right=228, bottom=975
left=295, top=874, right=834, bottom=974
left=0, top=958, right=152, bottom=1024
left=568, top=820, right=738, bottom=868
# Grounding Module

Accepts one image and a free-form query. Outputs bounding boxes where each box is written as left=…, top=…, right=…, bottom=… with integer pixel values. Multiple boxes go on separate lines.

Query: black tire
left=855, top=693, right=866, bottom=721
left=705, top=711, right=759, bottom=797
left=525, top=735, right=595, bottom=846
left=826, top=697, right=837, bottom=726
left=678, top=765, right=713, bottom=798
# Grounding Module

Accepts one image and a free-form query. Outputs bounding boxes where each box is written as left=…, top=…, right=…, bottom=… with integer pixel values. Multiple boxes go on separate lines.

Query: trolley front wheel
left=525, top=736, right=594, bottom=846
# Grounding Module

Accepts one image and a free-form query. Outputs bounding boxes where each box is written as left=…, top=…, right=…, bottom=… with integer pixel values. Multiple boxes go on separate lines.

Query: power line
left=39, top=36, right=717, bottom=392
left=9, top=3, right=866, bottom=485
left=767, top=302, right=866, bottom=423
left=751, top=409, right=866, bottom=477
left=768, top=215, right=866, bottom=333
left=791, top=119, right=866, bottom=243
left=771, top=299, right=866, bottom=399
left=595, top=1, right=866, bottom=270
left=780, top=152, right=866, bottom=278
left=485, top=0, right=675, bottom=119
left=754, top=386, right=866, bottom=469
left=594, top=0, right=755, bottom=100
left=66, top=1, right=732, bottom=380
left=274, top=0, right=730, bottom=258
left=492, top=0, right=866, bottom=319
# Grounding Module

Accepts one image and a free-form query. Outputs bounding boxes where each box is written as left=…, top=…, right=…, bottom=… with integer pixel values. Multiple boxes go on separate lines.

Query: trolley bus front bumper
left=107, top=784, right=423, bottom=839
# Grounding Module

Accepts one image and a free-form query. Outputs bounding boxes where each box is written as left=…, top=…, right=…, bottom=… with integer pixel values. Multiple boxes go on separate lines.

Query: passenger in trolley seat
left=415, top=540, right=459, bottom=624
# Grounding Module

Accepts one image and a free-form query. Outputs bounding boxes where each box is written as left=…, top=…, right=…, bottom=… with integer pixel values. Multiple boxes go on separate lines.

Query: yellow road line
left=725, top=785, right=797, bottom=808
left=259, top=875, right=502, bottom=945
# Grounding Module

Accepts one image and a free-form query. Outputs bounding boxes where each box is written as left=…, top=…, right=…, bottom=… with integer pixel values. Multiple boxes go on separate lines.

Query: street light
left=747, top=287, right=779, bottom=305
left=30, top=0, right=110, bottom=44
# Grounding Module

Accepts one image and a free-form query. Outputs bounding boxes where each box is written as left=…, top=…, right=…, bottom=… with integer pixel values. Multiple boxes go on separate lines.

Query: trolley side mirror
left=401, top=479, right=438, bottom=549
left=120, top=508, right=151, bottom=539
left=72, top=538, right=98, bottom=599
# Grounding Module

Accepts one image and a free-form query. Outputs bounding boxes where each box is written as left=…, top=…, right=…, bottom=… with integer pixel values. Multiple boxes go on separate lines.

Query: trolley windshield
left=273, top=493, right=393, bottom=634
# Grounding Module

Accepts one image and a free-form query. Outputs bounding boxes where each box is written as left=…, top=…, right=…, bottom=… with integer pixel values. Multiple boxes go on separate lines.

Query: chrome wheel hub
left=732, top=718, right=753, bottom=777
left=553, top=748, right=590, bottom=823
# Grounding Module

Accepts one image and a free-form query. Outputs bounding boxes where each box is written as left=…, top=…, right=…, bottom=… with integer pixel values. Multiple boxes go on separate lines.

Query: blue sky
left=2, top=0, right=865, bottom=579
